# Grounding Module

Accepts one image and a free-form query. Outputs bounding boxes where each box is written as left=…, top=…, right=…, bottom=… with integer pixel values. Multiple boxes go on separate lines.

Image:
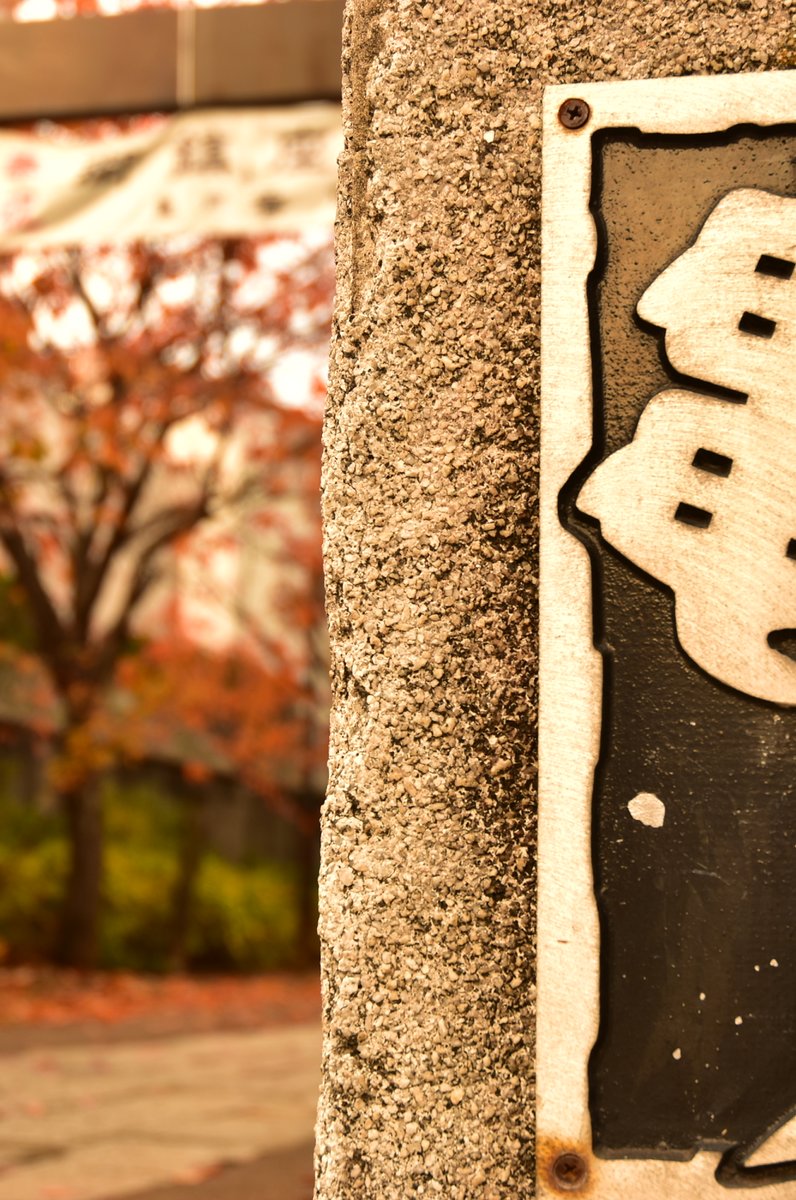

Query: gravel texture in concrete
left=318, top=3, right=794, bottom=1197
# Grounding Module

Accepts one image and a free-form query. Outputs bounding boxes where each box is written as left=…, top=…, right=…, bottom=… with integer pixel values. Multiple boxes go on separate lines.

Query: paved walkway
left=0, top=1023, right=320, bottom=1200
left=120, top=1141, right=314, bottom=1200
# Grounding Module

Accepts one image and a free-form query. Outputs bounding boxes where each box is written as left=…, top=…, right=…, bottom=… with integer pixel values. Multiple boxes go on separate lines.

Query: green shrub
left=189, top=856, right=298, bottom=972
left=102, top=776, right=181, bottom=851
left=0, top=811, right=301, bottom=972
left=0, top=786, right=63, bottom=849
left=0, top=838, right=66, bottom=961
left=101, top=843, right=176, bottom=971
left=101, top=845, right=299, bottom=972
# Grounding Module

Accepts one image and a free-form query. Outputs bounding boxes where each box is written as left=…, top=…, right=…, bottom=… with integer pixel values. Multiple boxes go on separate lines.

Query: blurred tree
left=0, top=233, right=332, bottom=967
left=102, top=629, right=327, bottom=969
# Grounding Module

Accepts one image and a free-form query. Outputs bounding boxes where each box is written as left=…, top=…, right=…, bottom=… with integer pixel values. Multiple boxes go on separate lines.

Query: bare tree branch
left=0, top=519, right=65, bottom=677
left=66, top=250, right=105, bottom=340
left=73, top=455, right=154, bottom=639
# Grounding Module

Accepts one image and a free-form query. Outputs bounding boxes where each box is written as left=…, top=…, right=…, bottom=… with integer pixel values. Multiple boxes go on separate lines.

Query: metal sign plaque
left=539, top=72, right=796, bottom=1198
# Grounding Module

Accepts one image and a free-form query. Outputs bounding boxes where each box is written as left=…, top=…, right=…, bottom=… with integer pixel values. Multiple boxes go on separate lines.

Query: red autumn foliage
left=0, top=965, right=320, bottom=1034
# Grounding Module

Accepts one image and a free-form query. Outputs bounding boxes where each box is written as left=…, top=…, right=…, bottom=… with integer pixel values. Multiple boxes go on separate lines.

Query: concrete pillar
left=317, top=4, right=793, bottom=1198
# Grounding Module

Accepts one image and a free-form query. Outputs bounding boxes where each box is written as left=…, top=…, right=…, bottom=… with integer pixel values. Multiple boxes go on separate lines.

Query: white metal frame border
left=538, top=69, right=796, bottom=1200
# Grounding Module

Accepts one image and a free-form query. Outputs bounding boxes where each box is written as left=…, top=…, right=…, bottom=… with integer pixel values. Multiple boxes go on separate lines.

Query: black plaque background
left=561, top=126, right=796, bottom=1163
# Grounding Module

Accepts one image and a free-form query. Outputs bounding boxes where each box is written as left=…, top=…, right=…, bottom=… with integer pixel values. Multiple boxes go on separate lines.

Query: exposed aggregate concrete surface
left=317, top=2, right=794, bottom=1198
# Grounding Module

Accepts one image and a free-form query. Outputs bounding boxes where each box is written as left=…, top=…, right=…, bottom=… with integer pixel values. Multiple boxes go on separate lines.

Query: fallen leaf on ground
left=0, top=969, right=320, bottom=1038
left=171, top=1160, right=226, bottom=1185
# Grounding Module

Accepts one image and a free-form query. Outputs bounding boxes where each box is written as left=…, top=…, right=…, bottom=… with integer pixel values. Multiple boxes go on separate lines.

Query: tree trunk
left=18, top=734, right=55, bottom=813
left=55, top=779, right=103, bottom=970
left=167, top=789, right=206, bottom=973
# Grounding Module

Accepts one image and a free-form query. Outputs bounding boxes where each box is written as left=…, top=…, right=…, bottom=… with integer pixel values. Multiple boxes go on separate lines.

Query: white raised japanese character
left=578, top=189, right=796, bottom=705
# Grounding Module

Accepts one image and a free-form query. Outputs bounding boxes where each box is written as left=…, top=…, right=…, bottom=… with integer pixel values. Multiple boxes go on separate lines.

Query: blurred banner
left=0, top=103, right=341, bottom=248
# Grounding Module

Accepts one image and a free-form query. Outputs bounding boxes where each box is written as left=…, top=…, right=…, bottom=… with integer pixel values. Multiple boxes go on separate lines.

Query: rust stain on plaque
left=538, top=1136, right=596, bottom=1196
